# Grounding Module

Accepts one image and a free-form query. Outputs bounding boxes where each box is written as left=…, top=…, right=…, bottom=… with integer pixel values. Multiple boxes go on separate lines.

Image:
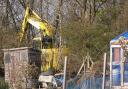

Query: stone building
left=3, top=47, right=41, bottom=89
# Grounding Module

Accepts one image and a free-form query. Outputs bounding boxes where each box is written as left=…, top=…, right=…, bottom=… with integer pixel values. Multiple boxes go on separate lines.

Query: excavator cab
left=42, top=35, right=53, bottom=48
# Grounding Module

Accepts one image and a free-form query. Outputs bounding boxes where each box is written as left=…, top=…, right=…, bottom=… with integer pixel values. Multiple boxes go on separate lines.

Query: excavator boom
left=19, top=7, right=54, bottom=42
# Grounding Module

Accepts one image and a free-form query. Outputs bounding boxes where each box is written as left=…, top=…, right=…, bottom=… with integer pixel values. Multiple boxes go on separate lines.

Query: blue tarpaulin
left=110, top=31, right=128, bottom=44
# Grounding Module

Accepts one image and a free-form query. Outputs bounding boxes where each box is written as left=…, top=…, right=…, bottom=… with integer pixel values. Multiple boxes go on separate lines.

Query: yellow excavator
left=19, top=6, right=68, bottom=74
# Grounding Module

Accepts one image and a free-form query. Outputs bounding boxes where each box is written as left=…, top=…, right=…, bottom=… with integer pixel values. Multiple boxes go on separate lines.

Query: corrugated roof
left=110, top=32, right=128, bottom=44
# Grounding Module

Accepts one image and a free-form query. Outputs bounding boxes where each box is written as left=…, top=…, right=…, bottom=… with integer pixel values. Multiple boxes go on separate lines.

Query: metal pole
left=121, top=49, right=124, bottom=86
left=102, top=53, right=107, bottom=89
left=63, top=56, right=67, bottom=89
left=110, top=46, right=112, bottom=89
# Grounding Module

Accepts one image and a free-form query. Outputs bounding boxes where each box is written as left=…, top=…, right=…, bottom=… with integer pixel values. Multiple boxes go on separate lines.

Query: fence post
left=77, top=59, right=85, bottom=76
left=63, top=56, right=67, bottom=89
left=102, top=53, right=107, bottom=89
left=110, top=46, right=112, bottom=89
left=121, top=56, right=124, bottom=86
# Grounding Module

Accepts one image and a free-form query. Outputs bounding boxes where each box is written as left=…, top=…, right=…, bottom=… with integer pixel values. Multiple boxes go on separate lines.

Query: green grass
left=0, top=77, right=9, bottom=89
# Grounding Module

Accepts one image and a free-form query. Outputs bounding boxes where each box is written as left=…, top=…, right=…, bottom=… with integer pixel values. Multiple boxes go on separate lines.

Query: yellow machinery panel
left=41, top=48, right=68, bottom=72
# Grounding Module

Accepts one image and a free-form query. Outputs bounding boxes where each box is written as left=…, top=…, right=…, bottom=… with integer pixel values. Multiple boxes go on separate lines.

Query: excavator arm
left=19, top=7, right=54, bottom=42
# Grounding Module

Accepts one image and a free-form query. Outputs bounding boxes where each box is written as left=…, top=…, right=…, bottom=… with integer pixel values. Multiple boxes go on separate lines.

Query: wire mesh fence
left=67, top=76, right=110, bottom=89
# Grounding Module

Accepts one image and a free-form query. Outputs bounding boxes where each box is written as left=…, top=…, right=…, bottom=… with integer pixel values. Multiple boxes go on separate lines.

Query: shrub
left=0, top=78, right=9, bottom=89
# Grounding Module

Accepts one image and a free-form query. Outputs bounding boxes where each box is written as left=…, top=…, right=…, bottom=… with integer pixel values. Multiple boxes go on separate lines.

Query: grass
left=0, top=77, right=9, bottom=89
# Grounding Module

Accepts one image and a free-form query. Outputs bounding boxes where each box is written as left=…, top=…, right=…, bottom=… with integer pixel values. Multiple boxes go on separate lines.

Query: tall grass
left=0, top=78, right=9, bottom=89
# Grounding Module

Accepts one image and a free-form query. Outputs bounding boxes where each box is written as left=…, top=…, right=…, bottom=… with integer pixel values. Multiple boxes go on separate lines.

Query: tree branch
left=6, top=0, right=18, bottom=31
left=75, top=0, right=83, bottom=8
left=19, top=0, right=26, bottom=9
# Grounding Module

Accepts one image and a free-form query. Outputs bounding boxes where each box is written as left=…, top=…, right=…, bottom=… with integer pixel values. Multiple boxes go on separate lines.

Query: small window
left=112, top=48, right=121, bottom=64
